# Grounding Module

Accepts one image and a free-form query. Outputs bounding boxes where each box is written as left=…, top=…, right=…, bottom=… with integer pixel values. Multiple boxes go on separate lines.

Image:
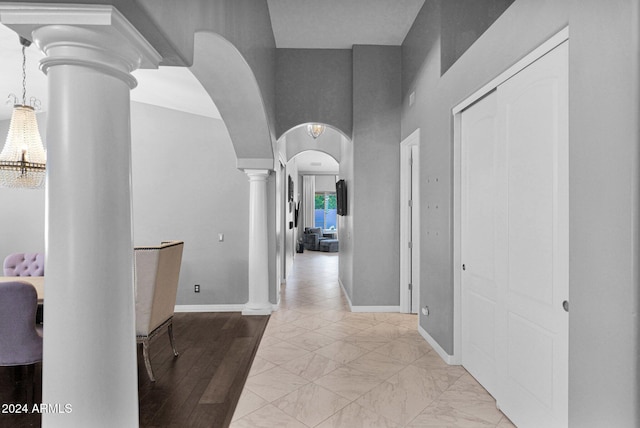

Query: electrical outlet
left=218, top=233, right=224, bottom=242
left=194, top=284, right=200, bottom=293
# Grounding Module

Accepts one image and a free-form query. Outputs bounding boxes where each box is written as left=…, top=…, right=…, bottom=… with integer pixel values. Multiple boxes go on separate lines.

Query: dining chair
left=3, top=253, right=45, bottom=325
left=3, top=253, right=44, bottom=276
left=134, top=241, right=184, bottom=382
left=0, top=281, right=43, bottom=402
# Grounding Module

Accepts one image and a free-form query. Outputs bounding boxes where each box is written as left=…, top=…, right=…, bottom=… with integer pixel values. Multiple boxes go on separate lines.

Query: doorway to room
left=400, top=129, right=420, bottom=314
left=276, top=123, right=349, bottom=293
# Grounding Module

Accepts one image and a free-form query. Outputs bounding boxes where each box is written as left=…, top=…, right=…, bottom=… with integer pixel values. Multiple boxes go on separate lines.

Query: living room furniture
left=134, top=240, right=184, bottom=382
left=3, top=253, right=44, bottom=276
left=303, top=227, right=327, bottom=251
left=322, top=230, right=338, bottom=239
left=319, top=239, right=339, bottom=252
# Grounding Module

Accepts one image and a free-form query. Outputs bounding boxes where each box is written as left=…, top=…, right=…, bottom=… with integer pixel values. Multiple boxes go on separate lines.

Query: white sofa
left=134, top=240, right=184, bottom=381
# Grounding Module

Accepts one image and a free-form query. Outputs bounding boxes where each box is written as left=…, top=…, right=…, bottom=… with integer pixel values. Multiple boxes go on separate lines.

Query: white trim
left=175, top=304, right=246, bottom=313
left=452, top=27, right=569, bottom=115
left=419, top=324, right=460, bottom=365
left=0, top=3, right=161, bottom=69
left=339, top=277, right=353, bottom=310
left=400, top=129, right=421, bottom=314
left=451, top=26, right=569, bottom=367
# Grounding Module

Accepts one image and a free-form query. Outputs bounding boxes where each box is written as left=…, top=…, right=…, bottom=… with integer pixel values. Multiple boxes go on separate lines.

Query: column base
left=242, top=304, right=272, bottom=316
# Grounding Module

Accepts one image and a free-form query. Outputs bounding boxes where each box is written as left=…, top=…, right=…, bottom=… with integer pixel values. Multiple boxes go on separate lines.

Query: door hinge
left=409, top=283, right=412, bottom=291
left=409, top=241, right=413, bottom=249
left=409, top=199, right=413, bottom=207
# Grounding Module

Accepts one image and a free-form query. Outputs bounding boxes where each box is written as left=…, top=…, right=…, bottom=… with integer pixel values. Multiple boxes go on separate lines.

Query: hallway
left=231, top=252, right=515, bottom=427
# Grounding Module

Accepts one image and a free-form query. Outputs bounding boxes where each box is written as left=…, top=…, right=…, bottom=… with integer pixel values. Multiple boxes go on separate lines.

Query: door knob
left=562, top=300, right=569, bottom=312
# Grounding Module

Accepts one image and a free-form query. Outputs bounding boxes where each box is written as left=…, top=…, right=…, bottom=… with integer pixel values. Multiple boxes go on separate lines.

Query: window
left=315, top=192, right=337, bottom=230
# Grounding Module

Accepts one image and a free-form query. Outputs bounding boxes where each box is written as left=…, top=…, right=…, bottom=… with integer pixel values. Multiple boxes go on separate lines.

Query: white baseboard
left=418, top=324, right=460, bottom=365
left=175, top=303, right=279, bottom=314
left=338, top=278, right=353, bottom=309
left=174, top=304, right=245, bottom=313
left=338, top=278, right=400, bottom=313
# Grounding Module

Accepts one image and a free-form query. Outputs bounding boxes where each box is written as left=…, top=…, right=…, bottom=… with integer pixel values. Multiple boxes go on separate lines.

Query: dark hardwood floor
left=0, top=312, right=269, bottom=428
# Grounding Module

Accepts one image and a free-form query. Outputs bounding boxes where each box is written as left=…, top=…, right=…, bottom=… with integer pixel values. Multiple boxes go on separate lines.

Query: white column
left=0, top=5, right=160, bottom=427
left=243, top=169, right=272, bottom=315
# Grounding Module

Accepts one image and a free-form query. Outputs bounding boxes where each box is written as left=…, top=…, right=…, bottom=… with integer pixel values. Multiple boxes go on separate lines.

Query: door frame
left=400, top=129, right=420, bottom=313
left=451, top=27, right=569, bottom=363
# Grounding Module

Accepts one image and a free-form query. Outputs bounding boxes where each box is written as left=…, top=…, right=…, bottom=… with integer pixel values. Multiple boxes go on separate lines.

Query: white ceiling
left=267, top=0, right=425, bottom=48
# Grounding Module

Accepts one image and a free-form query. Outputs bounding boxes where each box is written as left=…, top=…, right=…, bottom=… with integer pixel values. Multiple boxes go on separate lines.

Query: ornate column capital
left=0, top=4, right=161, bottom=88
left=244, top=169, right=271, bottom=181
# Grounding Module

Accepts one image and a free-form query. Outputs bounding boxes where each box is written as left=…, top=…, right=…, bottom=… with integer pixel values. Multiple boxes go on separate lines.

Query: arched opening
left=274, top=123, right=351, bottom=300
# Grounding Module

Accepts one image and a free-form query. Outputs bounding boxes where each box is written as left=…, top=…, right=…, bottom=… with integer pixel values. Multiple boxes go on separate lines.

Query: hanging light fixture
left=306, top=123, right=325, bottom=139
left=0, top=36, right=46, bottom=189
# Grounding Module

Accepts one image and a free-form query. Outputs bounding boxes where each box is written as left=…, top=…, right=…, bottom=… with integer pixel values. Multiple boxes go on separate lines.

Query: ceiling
left=0, top=1, right=424, bottom=171
left=267, top=0, right=425, bottom=48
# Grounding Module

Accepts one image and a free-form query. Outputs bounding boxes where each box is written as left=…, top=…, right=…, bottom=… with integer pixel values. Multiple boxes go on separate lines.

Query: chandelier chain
left=21, top=45, right=27, bottom=105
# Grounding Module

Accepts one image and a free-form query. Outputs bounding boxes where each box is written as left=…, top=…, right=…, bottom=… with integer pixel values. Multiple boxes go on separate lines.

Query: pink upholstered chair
left=0, top=281, right=43, bottom=403
left=3, top=253, right=44, bottom=277
left=134, top=241, right=184, bottom=381
left=0, top=281, right=42, bottom=366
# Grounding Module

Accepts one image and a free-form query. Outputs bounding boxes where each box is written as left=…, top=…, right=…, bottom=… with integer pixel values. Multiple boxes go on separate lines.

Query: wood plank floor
left=0, top=312, right=269, bottom=428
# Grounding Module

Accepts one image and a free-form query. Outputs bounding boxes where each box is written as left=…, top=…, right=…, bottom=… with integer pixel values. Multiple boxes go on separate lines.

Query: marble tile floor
left=231, top=252, right=515, bottom=428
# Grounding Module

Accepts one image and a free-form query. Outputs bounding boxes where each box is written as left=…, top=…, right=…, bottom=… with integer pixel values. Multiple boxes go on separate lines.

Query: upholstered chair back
left=134, top=241, right=184, bottom=337
left=0, top=281, right=43, bottom=366
left=3, top=253, right=44, bottom=276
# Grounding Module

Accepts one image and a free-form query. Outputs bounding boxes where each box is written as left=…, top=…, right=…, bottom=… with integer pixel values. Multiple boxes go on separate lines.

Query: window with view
left=315, top=192, right=337, bottom=230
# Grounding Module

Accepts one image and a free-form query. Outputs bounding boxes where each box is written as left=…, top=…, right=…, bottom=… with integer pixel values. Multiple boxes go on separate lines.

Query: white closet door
left=461, top=90, right=503, bottom=395
left=460, top=40, right=568, bottom=428
left=496, top=41, right=568, bottom=428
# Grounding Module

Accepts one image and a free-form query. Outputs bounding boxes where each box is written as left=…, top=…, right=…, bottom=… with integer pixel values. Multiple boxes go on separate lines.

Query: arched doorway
left=275, top=123, right=350, bottom=300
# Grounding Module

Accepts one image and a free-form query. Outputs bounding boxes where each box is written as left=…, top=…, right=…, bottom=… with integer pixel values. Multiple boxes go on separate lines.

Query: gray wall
left=0, top=103, right=254, bottom=306
left=338, top=134, right=354, bottom=300
left=276, top=49, right=353, bottom=138
left=130, top=102, right=251, bottom=306
left=284, top=156, right=299, bottom=277
left=352, top=45, right=402, bottom=306
left=402, top=0, right=639, bottom=425
left=440, top=0, right=514, bottom=74
left=136, top=0, right=277, bottom=136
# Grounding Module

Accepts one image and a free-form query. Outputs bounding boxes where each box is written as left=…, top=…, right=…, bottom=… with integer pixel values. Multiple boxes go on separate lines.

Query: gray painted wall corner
left=352, top=45, right=402, bottom=306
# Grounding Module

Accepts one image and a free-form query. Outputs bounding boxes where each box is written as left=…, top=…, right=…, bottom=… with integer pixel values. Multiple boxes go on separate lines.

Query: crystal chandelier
left=306, top=123, right=325, bottom=139
left=0, top=36, right=46, bottom=189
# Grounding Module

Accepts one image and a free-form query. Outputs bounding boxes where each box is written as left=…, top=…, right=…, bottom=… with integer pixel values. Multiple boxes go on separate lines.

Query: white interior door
left=460, top=41, right=568, bottom=428
left=400, top=130, right=420, bottom=314
left=496, top=42, right=568, bottom=428
left=461, top=90, right=501, bottom=395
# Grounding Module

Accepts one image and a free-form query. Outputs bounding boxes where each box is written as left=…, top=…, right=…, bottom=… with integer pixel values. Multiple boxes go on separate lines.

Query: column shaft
left=0, top=6, right=162, bottom=426
left=243, top=169, right=272, bottom=315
